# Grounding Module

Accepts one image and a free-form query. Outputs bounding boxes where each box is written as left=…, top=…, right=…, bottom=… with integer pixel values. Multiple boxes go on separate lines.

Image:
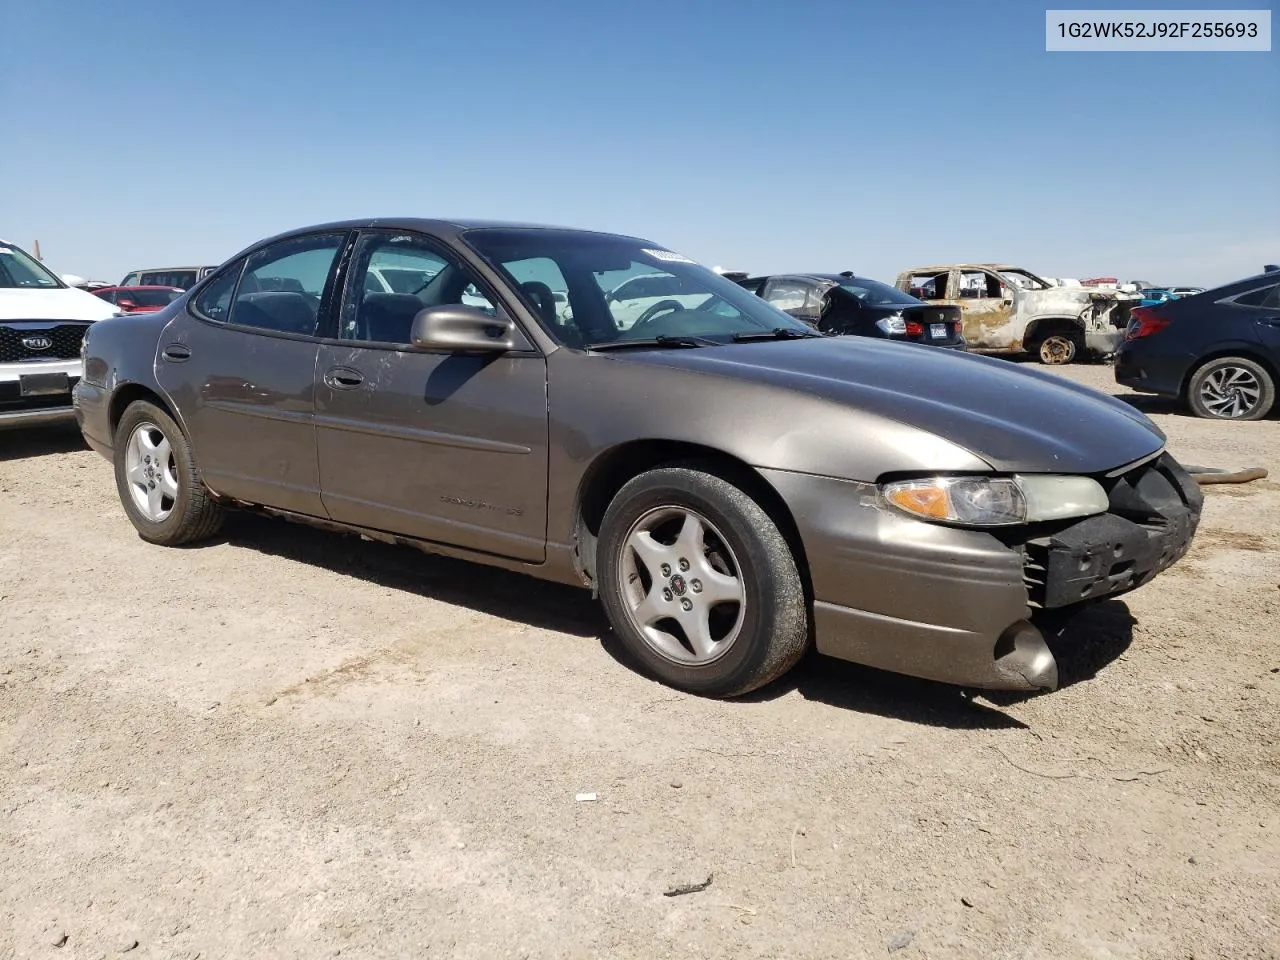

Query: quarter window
left=1234, top=284, right=1280, bottom=308
left=227, top=233, right=346, bottom=336
left=193, top=265, right=243, bottom=322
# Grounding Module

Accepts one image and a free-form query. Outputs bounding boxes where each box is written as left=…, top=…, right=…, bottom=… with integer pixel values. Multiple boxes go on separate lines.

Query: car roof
left=900, top=263, right=1025, bottom=273
left=744, top=273, right=889, bottom=284
left=248, top=218, right=651, bottom=248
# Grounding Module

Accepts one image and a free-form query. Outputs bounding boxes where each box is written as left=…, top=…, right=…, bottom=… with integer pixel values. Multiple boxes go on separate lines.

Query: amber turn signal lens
left=884, top=483, right=951, bottom=520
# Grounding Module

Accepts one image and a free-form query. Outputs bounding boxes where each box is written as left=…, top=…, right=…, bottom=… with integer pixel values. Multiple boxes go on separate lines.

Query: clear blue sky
left=2, top=0, right=1276, bottom=286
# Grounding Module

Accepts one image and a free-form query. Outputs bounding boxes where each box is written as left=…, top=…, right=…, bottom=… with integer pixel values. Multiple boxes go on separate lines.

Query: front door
left=314, top=230, right=550, bottom=561
left=155, top=231, right=349, bottom=515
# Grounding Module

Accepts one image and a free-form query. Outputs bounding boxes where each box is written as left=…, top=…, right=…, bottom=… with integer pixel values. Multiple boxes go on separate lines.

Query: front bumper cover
left=761, top=452, right=1202, bottom=692
left=1024, top=453, right=1202, bottom=609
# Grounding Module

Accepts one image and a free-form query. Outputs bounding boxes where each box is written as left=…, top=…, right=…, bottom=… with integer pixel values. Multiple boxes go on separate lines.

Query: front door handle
left=324, top=366, right=364, bottom=390
left=161, top=343, right=191, bottom=362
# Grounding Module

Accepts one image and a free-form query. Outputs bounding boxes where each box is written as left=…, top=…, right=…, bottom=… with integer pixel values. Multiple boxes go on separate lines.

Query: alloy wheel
left=617, top=506, right=746, bottom=665
left=124, top=421, right=178, bottom=521
left=1198, top=365, right=1262, bottom=418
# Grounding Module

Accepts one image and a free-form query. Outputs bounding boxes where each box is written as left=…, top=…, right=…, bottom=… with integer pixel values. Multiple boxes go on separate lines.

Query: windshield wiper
left=730, top=327, right=822, bottom=342
left=586, top=335, right=715, bottom=351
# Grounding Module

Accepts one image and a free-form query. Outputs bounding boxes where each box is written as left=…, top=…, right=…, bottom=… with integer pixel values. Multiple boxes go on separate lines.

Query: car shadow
left=0, top=422, right=88, bottom=462
left=216, top=512, right=605, bottom=638
left=745, top=656, right=1032, bottom=730
left=1112, top=392, right=1188, bottom=417
left=740, top=598, right=1137, bottom=727
left=211, top=514, right=1134, bottom=726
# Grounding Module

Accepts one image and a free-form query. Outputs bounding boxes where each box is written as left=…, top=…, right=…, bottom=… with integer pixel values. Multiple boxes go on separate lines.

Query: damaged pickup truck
left=896, top=263, right=1137, bottom=364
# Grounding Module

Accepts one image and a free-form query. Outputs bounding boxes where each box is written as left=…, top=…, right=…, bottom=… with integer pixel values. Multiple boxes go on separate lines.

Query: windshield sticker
left=642, top=248, right=696, bottom=264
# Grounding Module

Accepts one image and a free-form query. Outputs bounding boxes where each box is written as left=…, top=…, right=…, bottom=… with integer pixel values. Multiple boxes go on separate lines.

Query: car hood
left=0, top=287, right=118, bottom=322
left=608, top=337, right=1165, bottom=475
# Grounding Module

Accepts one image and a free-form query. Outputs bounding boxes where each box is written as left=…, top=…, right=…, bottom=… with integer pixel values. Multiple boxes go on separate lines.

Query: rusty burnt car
left=74, top=220, right=1201, bottom=697
left=896, top=263, right=1137, bottom=364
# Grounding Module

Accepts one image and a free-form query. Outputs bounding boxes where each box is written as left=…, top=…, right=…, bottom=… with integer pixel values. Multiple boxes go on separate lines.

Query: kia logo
left=22, top=336, right=53, bottom=351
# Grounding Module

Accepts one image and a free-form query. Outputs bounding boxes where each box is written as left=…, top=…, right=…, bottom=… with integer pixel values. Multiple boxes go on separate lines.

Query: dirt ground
left=2, top=362, right=1278, bottom=960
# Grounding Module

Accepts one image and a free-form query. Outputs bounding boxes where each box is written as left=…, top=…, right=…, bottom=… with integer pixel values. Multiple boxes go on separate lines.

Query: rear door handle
left=161, top=343, right=191, bottom=362
left=324, top=366, right=364, bottom=390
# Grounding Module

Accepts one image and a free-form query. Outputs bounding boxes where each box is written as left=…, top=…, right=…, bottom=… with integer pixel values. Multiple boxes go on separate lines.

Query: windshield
left=0, top=243, right=63, bottom=289
left=838, top=278, right=922, bottom=306
left=998, top=270, right=1050, bottom=290
left=462, top=228, right=811, bottom=347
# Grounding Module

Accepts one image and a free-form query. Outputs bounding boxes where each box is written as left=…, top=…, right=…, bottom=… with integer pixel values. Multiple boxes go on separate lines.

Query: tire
left=1036, top=329, right=1082, bottom=365
left=1186, top=356, right=1276, bottom=421
left=597, top=465, right=809, bottom=697
left=113, top=400, right=225, bottom=545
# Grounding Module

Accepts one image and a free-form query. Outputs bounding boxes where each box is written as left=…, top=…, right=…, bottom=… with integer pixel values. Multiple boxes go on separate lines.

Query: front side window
left=464, top=228, right=810, bottom=347
left=959, top=271, right=1004, bottom=299
left=0, top=242, right=63, bottom=289
left=340, top=232, right=496, bottom=345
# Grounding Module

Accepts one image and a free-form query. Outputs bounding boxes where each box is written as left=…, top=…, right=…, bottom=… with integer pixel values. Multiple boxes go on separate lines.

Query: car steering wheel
left=631, top=299, right=686, bottom=331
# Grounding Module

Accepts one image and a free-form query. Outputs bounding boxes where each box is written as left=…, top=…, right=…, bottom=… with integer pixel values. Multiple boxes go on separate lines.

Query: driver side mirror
left=117, top=298, right=137, bottom=310
left=410, top=304, right=517, bottom=353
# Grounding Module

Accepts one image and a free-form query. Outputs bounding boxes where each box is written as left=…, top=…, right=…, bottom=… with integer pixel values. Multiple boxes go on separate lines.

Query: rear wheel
left=597, top=466, right=809, bottom=697
left=1036, top=329, right=1082, bottom=365
left=1187, top=356, right=1275, bottom=420
left=113, top=400, right=225, bottom=545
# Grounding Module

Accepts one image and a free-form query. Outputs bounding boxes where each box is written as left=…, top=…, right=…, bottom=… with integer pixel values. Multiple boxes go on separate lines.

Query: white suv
left=1, top=240, right=120, bottom=428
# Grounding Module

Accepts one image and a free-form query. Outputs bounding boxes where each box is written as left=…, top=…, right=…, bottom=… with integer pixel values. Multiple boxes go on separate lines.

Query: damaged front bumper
left=761, top=453, right=1202, bottom=692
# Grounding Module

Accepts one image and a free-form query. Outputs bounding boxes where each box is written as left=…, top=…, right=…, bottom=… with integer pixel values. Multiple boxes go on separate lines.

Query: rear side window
left=142, top=270, right=198, bottom=289
left=228, top=233, right=346, bottom=336
left=907, top=271, right=948, bottom=298
left=1234, top=284, right=1280, bottom=308
left=763, top=279, right=812, bottom=313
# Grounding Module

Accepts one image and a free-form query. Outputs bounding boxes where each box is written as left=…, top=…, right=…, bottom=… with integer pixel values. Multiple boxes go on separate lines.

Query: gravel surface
left=2, top=363, right=1277, bottom=959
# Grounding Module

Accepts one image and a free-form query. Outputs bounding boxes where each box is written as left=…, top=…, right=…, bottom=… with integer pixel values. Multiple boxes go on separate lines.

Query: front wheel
left=113, top=400, right=225, bottom=545
left=597, top=466, right=809, bottom=697
left=1186, top=356, right=1275, bottom=420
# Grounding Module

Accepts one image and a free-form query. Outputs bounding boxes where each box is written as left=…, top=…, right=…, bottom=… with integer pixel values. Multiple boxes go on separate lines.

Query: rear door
left=1242, top=282, right=1280, bottom=355
left=155, top=231, right=349, bottom=515
left=314, top=229, right=549, bottom=561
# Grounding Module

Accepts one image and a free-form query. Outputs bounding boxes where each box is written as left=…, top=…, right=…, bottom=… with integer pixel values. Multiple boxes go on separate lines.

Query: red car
left=92, top=285, right=184, bottom=314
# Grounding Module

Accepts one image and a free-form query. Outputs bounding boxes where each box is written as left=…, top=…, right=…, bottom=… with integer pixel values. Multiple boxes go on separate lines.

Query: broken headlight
left=880, top=475, right=1109, bottom=527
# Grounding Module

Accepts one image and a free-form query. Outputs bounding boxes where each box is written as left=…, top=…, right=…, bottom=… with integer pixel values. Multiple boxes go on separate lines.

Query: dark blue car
left=1115, top=268, right=1280, bottom=420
